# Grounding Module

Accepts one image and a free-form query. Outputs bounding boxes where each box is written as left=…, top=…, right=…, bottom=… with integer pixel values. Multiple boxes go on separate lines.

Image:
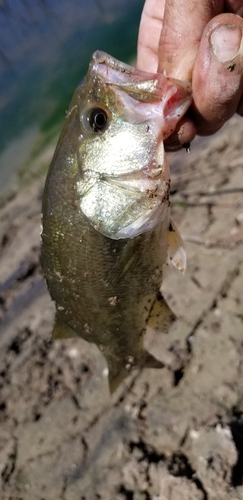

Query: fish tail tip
left=143, top=351, right=164, bottom=370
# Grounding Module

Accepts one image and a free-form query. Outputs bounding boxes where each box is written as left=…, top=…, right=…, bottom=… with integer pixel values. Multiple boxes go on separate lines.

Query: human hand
left=137, top=0, right=243, bottom=150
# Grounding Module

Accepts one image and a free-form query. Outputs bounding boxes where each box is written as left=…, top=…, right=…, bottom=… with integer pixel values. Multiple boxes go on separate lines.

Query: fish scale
left=41, top=51, right=191, bottom=392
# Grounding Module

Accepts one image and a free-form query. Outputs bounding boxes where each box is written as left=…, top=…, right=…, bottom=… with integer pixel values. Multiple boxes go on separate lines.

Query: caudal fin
left=108, top=369, right=130, bottom=394
left=106, top=345, right=166, bottom=394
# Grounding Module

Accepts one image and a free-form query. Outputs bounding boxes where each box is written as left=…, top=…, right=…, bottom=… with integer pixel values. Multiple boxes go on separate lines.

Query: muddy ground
left=0, top=115, right=243, bottom=500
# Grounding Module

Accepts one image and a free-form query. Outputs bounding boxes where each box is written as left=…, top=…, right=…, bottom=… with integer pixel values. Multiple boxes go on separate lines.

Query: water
left=0, top=0, right=144, bottom=195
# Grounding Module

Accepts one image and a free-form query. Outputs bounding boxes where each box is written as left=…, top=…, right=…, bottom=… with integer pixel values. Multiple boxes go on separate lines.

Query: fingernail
left=210, top=25, right=242, bottom=63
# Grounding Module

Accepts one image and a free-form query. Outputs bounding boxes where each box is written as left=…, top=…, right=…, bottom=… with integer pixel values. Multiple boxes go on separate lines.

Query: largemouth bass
left=41, top=51, right=192, bottom=392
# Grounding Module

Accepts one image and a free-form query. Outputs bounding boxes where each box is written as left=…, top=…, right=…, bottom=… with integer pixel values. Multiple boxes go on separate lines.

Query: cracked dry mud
left=0, top=115, right=243, bottom=500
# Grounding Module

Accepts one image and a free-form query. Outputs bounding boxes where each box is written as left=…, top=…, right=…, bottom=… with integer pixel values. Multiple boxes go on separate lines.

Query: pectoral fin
left=147, top=292, right=175, bottom=333
left=52, top=316, right=78, bottom=339
left=167, top=219, right=186, bottom=273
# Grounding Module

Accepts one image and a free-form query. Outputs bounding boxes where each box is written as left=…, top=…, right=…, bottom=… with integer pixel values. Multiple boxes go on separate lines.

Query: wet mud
left=0, top=115, right=243, bottom=500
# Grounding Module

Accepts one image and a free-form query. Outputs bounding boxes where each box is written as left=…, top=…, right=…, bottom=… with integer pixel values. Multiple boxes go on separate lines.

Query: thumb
left=158, top=0, right=224, bottom=80
left=192, top=13, right=243, bottom=135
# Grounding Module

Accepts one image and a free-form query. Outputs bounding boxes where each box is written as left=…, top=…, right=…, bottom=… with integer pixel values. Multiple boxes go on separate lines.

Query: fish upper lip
left=91, top=51, right=192, bottom=103
left=105, top=80, right=163, bottom=102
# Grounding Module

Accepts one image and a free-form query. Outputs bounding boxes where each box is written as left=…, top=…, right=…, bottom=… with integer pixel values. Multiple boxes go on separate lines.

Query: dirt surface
left=0, top=115, right=243, bottom=500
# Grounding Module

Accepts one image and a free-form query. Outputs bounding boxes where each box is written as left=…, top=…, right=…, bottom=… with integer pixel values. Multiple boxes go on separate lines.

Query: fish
left=41, top=51, right=192, bottom=392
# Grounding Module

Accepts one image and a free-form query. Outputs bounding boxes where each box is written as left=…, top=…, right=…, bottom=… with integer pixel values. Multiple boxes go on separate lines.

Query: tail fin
left=106, top=345, right=166, bottom=394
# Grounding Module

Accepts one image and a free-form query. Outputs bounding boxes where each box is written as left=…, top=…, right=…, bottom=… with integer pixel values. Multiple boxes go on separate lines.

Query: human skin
left=137, top=0, right=243, bottom=150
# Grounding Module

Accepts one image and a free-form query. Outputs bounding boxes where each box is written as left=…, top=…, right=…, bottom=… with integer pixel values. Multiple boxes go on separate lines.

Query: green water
left=0, top=0, right=144, bottom=196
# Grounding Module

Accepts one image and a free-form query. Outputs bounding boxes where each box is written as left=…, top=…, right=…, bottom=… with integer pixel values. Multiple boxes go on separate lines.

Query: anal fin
left=147, top=292, right=175, bottom=333
left=52, top=316, right=78, bottom=339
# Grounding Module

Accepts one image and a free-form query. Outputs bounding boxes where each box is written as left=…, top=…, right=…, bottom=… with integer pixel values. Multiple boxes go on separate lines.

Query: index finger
left=137, top=0, right=165, bottom=72
left=158, top=0, right=224, bottom=79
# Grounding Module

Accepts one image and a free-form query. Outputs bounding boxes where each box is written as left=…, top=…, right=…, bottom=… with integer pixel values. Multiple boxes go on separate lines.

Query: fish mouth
left=91, top=51, right=164, bottom=102
left=77, top=52, right=192, bottom=239
left=90, top=51, right=192, bottom=141
left=91, top=51, right=191, bottom=99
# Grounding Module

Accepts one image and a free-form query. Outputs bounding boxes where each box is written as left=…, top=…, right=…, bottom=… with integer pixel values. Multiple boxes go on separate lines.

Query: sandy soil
left=0, top=115, right=243, bottom=500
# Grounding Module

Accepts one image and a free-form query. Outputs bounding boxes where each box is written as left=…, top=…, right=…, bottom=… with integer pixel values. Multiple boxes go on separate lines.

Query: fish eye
left=86, top=107, right=109, bottom=133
